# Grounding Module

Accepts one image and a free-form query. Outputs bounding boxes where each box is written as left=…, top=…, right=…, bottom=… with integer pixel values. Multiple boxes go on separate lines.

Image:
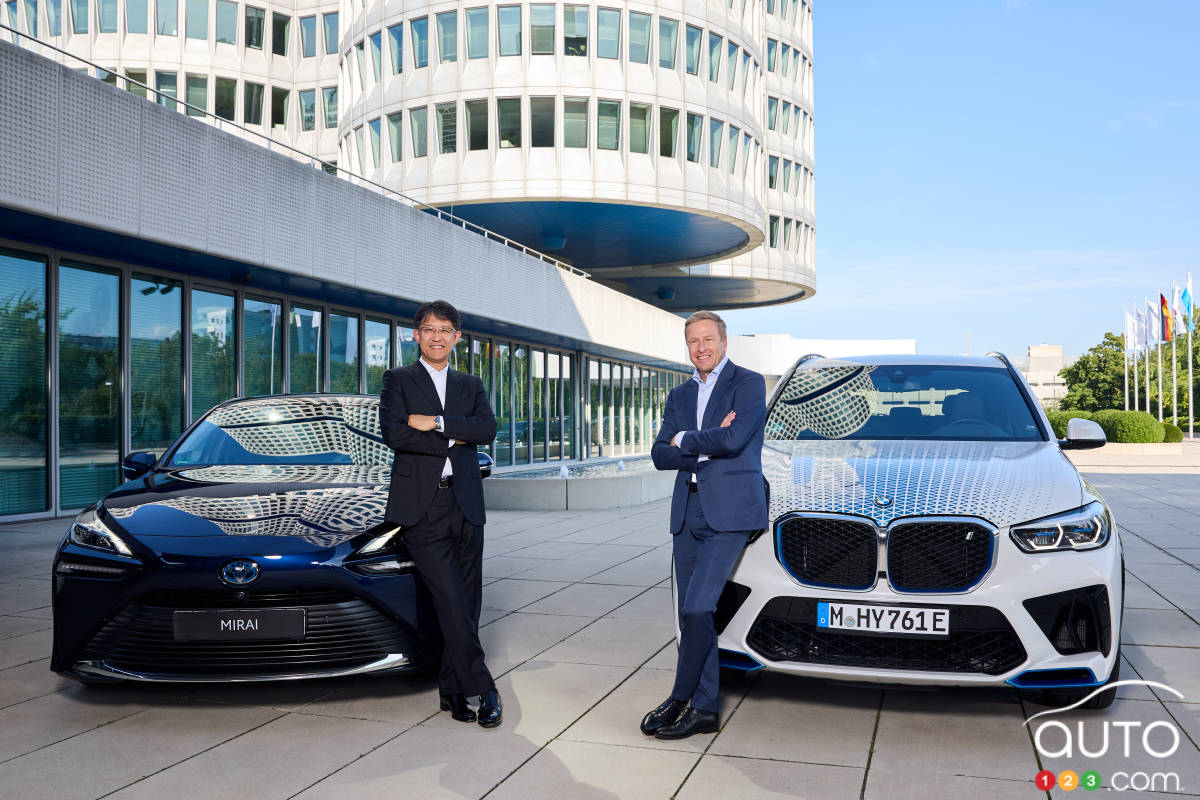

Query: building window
left=322, top=11, right=337, bottom=54
left=0, top=249, right=47, bottom=515
left=411, top=16, right=428, bottom=67
left=513, top=345, right=529, bottom=463
left=386, top=111, right=403, bottom=161
left=628, top=11, right=650, bottom=64
left=726, top=41, right=737, bottom=90
left=99, top=0, right=117, bottom=32
left=321, top=86, right=337, bottom=128
left=125, top=68, right=148, bottom=98
left=214, top=0, right=234, bottom=42
left=466, top=6, right=487, bottom=58
left=563, top=97, right=587, bottom=148
left=329, top=312, right=360, bottom=392
left=387, top=23, right=403, bottom=72
left=494, top=342, right=511, bottom=465
left=130, top=274, right=183, bottom=453
left=189, top=288, right=235, bottom=424
left=298, top=88, right=315, bottom=130
left=684, top=24, right=701, bottom=75
left=781, top=100, right=791, bottom=134
left=596, top=7, right=619, bottom=59
left=685, top=112, right=702, bottom=162
left=243, top=80, right=263, bottom=124
left=781, top=158, right=791, bottom=192
left=709, top=118, right=722, bottom=167
left=436, top=102, right=456, bottom=153
left=354, top=41, right=366, bottom=89
left=768, top=155, right=778, bottom=189
left=530, top=96, right=554, bottom=146
left=629, top=102, right=650, bottom=154
left=244, top=5, right=263, bottom=49
left=659, top=106, right=678, bottom=157
left=767, top=96, right=778, bottom=129
left=563, top=4, right=586, bottom=56
left=288, top=304, right=323, bottom=393
left=271, top=12, right=288, bottom=56
left=410, top=105, right=428, bottom=157
left=658, top=17, right=677, bottom=69
left=497, top=5, right=519, bottom=55
left=299, top=14, right=315, bottom=56
left=768, top=215, right=779, bottom=247
left=367, top=119, right=381, bottom=165
left=497, top=97, right=521, bottom=147
left=214, top=76, right=236, bottom=119
left=727, top=124, right=739, bottom=173
left=597, top=100, right=619, bottom=150
left=58, top=263, right=120, bottom=509
left=184, top=73, right=206, bottom=117
left=707, top=32, right=721, bottom=82
left=781, top=43, right=791, bottom=77
left=530, top=3, right=553, bottom=54
left=156, top=0, right=176, bottom=35
left=369, top=31, right=382, bottom=80
left=46, top=0, right=60, bottom=35
left=126, top=0, right=147, bottom=33
left=767, top=38, right=776, bottom=71
left=156, top=70, right=177, bottom=110
left=436, top=11, right=456, bottom=62
left=184, top=0, right=204, bottom=39
left=465, top=99, right=488, bottom=150
left=365, top=318, right=390, bottom=393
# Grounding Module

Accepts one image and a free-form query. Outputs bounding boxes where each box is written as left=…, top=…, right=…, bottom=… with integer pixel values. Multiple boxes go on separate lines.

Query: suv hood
left=763, top=440, right=1085, bottom=528
left=100, top=464, right=391, bottom=546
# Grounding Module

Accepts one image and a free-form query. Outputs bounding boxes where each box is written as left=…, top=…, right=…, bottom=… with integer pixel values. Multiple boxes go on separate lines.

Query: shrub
left=1045, top=410, right=1092, bottom=439
left=1163, top=422, right=1184, bottom=443
left=1088, top=410, right=1124, bottom=439
left=1094, top=410, right=1164, bottom=443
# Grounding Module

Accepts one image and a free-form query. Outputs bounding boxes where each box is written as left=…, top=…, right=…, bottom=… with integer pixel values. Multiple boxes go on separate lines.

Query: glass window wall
left=513, top=345, right=528, bottom=463
left=190, top=288, right=235, bottom=422
left=494, top=342, right=511, bottom=465
left=243, top=296, right=282, bottom=396
left=288, top=304, right=323, bottom=392
left=365, top=317, right=390, bottom=393
left=328, top=311, right=359, bottom=392
left=531, top=349, right=546, bottom=461
left=0, top=250, right=47, bottom=515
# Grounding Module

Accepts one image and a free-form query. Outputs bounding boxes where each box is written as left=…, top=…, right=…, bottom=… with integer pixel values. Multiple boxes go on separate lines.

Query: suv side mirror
left=477, top=451, right=495, bottom=479
left=1059, top=418, right=1106, bottom=450
left=121, top=451, right=157, bottom=480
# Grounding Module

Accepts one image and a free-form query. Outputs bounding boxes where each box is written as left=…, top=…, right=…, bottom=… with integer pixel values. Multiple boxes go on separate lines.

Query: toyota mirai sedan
left=711, top=354, right=1123, bottom=708
left=51, top=394, right=491, bottom=684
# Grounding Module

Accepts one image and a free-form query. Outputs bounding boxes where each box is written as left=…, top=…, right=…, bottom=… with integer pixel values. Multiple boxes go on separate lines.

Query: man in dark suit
left=642, top=310, right=767, bottom=739
left=378, top=300, right=502, bottom=728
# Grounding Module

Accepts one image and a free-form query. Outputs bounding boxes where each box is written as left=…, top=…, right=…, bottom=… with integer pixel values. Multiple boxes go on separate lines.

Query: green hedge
left=1045, top=410, right=1092, bottom=439
left=1088, top=410, right=1164, bottom=443
left=1163, top=422, right=1184, bottom=443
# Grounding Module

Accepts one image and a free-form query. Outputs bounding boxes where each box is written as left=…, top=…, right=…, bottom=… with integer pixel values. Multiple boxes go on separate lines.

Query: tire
left=1040, top=646, right=1120, bottom=710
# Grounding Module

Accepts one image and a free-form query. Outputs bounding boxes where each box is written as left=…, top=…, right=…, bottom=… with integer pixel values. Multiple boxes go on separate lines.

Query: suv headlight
left=1010, top=501, right=1112, bottom=553
left=346, top=524, right=414, bottom=575
left=68, top=507, right=136, bottom=557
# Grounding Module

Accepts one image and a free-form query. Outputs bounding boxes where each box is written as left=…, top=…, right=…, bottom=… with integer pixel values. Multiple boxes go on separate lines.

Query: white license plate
left=816, top=602, right=950, bottom=638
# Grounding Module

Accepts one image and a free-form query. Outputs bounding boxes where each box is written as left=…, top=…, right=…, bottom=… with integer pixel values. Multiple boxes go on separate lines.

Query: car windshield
left=765, top=362, right=1044, bottom=442
left=167, top=396, right=392, bottom=467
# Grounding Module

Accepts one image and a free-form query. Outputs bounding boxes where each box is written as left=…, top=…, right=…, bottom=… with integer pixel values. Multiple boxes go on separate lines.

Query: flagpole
left=1123, top=311, right=1130, bottom=410
left=1132, top=325, right=1139, bottom=412
left=1189, top=272, right=1195, bottom=440
left=1158, top=334, right=1164, bottom=423
left=1172, top=282, right=1179, bottom=426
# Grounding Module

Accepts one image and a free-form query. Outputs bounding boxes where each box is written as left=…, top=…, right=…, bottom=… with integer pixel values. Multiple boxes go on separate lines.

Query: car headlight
left=1010, top=501, right=1112, bottom=553
left=346, top=524, right=414, bottom=575
left=356, top=524, right=402, bottom=556
left=68, top=508, right=136, bottom=557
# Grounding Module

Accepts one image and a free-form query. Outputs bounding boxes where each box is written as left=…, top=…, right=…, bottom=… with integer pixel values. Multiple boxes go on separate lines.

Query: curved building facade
left=3, top=0, right=813, bottom=307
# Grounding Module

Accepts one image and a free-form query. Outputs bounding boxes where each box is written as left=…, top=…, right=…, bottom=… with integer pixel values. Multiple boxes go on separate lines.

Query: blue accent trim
left=1006, top=668, right=1101, bottom=689
left=774, top=516, right=877, bottom=591
left=718, top=649, right=765, bottom=671
left=888, top=525, right=995, bottom=594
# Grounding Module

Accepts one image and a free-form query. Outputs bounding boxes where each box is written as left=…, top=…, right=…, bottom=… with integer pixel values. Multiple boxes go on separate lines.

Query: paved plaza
left=1, top=467, right=1199, bottom=799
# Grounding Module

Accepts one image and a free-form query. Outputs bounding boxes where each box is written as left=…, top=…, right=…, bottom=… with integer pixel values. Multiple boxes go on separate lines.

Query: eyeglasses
left=418, top=326, right=458, bottom=337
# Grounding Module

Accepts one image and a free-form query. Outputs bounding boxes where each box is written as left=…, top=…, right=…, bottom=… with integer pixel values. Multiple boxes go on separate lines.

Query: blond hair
left=684, top=310, right=727, bottom=340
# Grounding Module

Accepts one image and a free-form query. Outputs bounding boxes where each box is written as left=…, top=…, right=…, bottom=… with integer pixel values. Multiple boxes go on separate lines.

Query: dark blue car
left=51, top=394, right=491, bottom=684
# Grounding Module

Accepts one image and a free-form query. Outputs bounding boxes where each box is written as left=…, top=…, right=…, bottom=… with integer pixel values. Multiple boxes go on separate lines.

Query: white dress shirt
left=673, top=355, right=730, bottom=478
left=419, top=357, right=453, bottom=478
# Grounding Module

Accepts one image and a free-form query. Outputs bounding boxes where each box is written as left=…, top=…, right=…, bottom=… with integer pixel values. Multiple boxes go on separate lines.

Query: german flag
left=1161, top=293, right=1172, bottom=342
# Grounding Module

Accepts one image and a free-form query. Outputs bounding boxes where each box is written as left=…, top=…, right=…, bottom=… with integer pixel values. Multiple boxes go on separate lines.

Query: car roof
left=799, top=354, right=1010, bottom=369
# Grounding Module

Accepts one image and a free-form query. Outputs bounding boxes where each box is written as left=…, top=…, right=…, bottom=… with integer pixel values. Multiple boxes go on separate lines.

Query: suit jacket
left=651, top=360, right=768, bottom=533
left=379, top=362, right=497, bottom=527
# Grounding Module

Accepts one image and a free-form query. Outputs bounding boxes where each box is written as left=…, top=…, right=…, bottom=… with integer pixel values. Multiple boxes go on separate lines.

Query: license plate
left=817, top=602, right=950, bottom=638
left=173, top=609, right=306, bottom=642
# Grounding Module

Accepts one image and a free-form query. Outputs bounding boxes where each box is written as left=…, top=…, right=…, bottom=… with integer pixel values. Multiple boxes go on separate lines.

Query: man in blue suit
left=642, top=310, right=767, bottom=739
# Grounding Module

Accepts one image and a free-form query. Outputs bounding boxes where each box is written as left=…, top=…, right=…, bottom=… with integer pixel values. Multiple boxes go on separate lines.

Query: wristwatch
left=435, top=415, right=444, bottom=433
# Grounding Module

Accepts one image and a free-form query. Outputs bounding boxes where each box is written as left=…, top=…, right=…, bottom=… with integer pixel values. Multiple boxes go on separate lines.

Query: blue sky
left=723, top=0, right=1200, bottom=358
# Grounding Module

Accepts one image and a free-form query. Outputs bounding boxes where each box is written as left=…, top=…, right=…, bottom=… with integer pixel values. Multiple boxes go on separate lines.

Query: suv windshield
left=168, top=397, right=392, bottom=467
left=766, top=362, right=1044, bottom=442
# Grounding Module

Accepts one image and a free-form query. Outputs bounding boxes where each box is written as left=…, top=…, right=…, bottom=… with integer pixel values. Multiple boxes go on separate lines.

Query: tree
left=1060, top=332, right=1126, bottom=411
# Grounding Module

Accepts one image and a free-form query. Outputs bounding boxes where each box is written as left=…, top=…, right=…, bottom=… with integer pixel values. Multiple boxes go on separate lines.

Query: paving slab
left=677, top=755, right=863, bottom=800
left=486, top=739, right=699, bottom=800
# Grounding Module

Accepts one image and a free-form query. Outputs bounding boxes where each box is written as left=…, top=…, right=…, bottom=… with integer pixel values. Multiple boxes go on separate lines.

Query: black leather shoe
left=478, top=688, right=503, bottom=728
left=654, top=706, right=719, bottom=739
left=639, top=697, right=688, bottom=735
left=440, top=693, right=476, bottom=723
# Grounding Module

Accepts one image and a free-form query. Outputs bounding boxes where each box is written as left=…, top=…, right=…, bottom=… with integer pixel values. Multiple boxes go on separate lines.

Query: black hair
left=413, top=300, right=462, bottom=331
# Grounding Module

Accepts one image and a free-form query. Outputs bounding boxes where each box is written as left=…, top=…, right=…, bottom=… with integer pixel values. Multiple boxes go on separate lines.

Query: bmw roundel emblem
left=220, top=559, right=260, bottom=586
left=873, top=496, right=893, bottom=508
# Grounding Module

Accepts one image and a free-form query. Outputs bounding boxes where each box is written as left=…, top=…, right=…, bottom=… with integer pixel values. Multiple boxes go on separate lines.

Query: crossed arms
left=379, top=370, right=497, bottom=457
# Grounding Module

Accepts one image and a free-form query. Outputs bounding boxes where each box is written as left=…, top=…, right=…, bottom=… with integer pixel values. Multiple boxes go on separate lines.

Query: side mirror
left=121, top=451, right=157, bottom=480
left=1059, top=418, right=1106, bottom=450
left=477, top=451, right=494, bottom=479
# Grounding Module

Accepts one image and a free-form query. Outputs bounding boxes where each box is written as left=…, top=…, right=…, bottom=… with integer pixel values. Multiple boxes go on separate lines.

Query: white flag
left=1124, top=310, right=1136, bottom=351
left=1135, top=306, right=1146, bottom=350
left=1173, top=283, right=1187, bottom=335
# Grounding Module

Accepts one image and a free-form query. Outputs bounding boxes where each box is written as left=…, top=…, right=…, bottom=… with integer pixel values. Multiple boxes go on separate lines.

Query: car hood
left=101, top=465, right=392, bottom=547
left=763, top=439, right=1085, bottom=528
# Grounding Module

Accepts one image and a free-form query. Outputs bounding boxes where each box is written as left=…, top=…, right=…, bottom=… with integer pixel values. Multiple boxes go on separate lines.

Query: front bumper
left=716, top=522, right=1123, bottom=688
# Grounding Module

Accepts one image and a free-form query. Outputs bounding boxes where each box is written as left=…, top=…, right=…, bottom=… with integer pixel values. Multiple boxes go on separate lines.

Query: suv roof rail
left=796, top=353, right=826, bottom=365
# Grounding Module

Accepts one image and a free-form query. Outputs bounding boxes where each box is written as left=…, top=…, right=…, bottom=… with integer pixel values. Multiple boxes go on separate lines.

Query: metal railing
left=1, top=23, right=590, bottom=278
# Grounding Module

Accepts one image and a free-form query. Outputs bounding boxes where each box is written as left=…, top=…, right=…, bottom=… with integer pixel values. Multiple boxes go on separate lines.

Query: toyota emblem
left=220, top=559, right=260, bottom=586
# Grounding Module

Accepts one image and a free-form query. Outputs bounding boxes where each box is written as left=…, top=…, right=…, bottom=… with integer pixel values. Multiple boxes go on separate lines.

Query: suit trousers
left=670, top=491, right=751, bottom=713
left=402, top=485, right=494, bottom=697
